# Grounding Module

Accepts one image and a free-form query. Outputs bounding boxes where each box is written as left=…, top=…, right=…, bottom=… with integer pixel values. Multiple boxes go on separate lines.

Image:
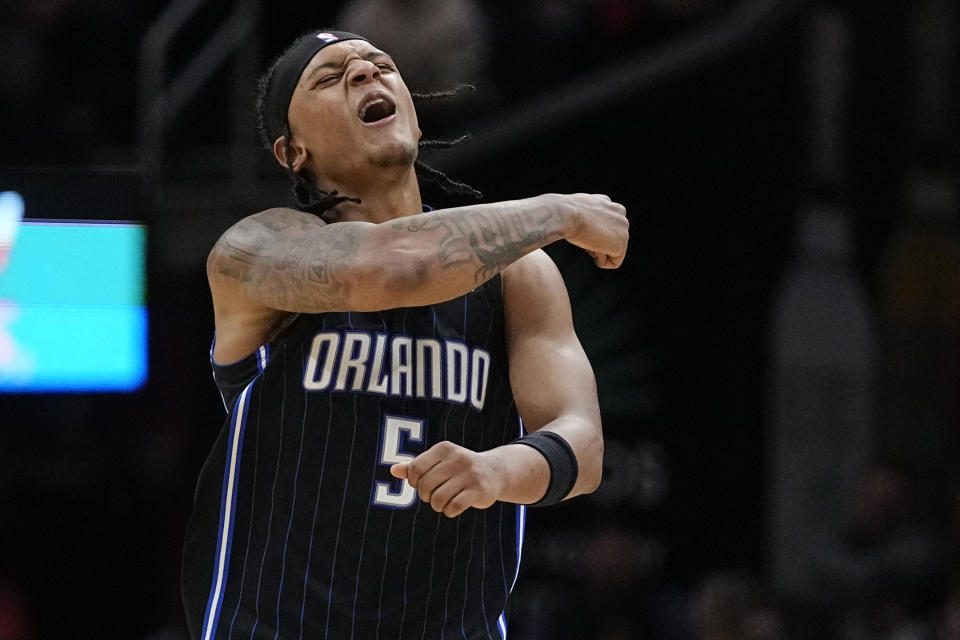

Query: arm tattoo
left=214, top=211, right=359, bottom=312
left=214, top=200, right=565, bottom=313
left=258, top=226, right=359, bottom=311
left=308, top=260, right=329, bottom=284
left=392, top=204, right=565, bottom=282
left=217, top=239, right=259, bottom=281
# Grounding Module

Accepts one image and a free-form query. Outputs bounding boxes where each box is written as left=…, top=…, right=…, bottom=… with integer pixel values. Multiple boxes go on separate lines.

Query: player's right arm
left=208, top=193, right=627, bottom=315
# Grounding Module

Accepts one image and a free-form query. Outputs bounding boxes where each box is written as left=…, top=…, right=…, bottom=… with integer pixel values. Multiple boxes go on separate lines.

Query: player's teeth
left=361, top=98, right=384, bottom=119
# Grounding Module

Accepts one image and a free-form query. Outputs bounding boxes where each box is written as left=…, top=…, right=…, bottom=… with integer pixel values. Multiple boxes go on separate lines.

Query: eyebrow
left=303, top=49, right=392, bottom=83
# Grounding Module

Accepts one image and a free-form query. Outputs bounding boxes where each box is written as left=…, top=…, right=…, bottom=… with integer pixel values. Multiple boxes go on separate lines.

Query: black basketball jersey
left=182, top=276, right=526, bottom=640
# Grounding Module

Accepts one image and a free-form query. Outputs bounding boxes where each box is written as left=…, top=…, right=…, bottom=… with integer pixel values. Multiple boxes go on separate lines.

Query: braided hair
left=254, top=49, right=481, bottom=220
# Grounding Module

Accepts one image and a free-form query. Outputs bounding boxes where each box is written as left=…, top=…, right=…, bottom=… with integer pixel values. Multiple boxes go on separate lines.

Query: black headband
left=263, top=30, right=369, bottom=144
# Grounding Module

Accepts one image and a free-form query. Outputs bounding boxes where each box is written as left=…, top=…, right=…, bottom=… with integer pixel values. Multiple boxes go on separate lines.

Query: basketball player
left=181, top=30, right=628, bottom=640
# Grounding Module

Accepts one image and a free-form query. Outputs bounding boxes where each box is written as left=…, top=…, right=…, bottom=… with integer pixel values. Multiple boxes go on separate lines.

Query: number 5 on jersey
left=374, top=415, right=425, bottom=508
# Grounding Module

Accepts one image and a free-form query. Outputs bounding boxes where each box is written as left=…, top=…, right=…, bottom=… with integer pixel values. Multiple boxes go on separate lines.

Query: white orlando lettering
left=445, top=340, right=469, bottom=404
left=367, top=333, right=389, bottom=395
left=334, top=332, right=371, bottom=391
left=416, top=339, right=443, bottom=399
left=303, top=332, right=340, bottom=391
left=470, top=349, right=490, bottom=410
left=390, top=336, right=413, bottom=397
left=301, top=331, right=492, bottom=410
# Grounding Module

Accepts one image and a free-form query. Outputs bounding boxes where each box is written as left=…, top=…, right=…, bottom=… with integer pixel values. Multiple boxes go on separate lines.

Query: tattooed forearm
left=211, top=196, right=578, bottom=314
left=451, top=207, right=565, bottom=280
left=391, top=202, right=567, bottom=284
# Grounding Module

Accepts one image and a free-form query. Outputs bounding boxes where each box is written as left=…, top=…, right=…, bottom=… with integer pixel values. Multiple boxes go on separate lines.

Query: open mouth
left=358, top=93, right=397, bottom=124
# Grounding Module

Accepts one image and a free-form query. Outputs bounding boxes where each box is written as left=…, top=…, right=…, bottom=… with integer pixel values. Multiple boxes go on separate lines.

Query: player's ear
left=272, top=135, right=309, bottom=172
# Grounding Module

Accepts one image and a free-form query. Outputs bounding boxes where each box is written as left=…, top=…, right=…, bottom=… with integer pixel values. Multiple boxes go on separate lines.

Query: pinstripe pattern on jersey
left=437, top=296, right=472, bottom=638
left=199, top=370, right=259, bottom=640
left=248, top=342, right=288, bottom=638
left=298, top=316, right=333, bottom=639
left=183, top=278, right=522, bottom=639
left=225, top=378, right=264, bottom=638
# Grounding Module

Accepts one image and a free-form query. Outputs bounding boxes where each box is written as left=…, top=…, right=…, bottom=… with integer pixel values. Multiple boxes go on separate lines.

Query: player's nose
left=347, top=59, right=380, bottom=86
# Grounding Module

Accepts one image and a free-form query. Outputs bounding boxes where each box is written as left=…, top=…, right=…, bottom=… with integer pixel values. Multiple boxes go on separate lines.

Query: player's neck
left=325, top=167, right=423, bottom=224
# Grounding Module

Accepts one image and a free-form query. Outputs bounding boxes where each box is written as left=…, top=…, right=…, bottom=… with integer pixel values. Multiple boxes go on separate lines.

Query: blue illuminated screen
left=0, top=190, right=147, bottom=392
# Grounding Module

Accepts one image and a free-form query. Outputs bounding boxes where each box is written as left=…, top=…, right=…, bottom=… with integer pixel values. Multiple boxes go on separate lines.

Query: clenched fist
left=390, top=441, right=503, bottom=518
left=547, top=193, right=629, bottom=269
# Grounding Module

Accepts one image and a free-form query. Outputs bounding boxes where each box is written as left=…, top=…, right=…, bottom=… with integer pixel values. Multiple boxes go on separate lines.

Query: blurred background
left=1, top=0, right=958, bottom=638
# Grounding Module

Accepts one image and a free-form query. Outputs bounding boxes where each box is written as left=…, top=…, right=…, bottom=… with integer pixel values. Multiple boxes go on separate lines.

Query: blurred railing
left=138, top=0, right=260, bottom=201
left=437, top=0, right=800, bottom=172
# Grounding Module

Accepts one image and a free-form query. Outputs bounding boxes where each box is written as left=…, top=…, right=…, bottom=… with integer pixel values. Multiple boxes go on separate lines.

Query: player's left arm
left=391, top=250, right=603, bottom=515
left=494, top=249, right=604, bottom=500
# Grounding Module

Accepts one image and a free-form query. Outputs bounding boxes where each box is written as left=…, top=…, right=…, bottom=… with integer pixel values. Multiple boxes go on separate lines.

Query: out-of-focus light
left=0, top=193, right=148, bottom=393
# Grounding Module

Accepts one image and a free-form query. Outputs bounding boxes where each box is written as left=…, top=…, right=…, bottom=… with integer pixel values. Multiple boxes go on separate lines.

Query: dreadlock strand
left=277, top=123, right=361, bottom=217
left=415, top=160, right=483, bottom=200
left=411, top=84, right=475, bottom=104
left=418, top=134, right=471, bottom=151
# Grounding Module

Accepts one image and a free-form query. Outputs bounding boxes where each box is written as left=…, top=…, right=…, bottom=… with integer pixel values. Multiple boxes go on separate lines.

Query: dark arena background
left=1, top=1, right=959, bottom=638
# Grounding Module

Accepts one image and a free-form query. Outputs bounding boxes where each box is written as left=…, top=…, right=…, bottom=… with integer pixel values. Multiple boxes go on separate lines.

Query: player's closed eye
left=314, top=74, right=342, bottom=88
left=314, top=64, right=392, bottom=88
